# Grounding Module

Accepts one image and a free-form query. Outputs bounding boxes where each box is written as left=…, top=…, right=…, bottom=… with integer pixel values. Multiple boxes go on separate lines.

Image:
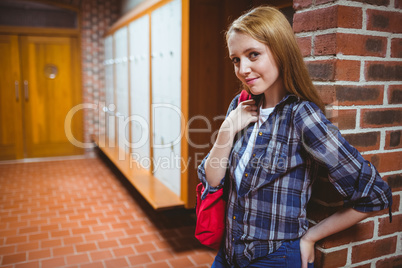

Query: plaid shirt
left=197, top=93, right=392, bottom=267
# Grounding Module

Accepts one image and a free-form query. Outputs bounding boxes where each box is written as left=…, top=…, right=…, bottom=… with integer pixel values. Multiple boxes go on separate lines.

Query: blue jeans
left=211, top=239, right=314, bottom=268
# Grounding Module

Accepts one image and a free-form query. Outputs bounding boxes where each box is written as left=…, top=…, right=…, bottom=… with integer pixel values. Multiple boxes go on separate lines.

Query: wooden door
left=20, top=36, right=83, bottom=158
left=0, top=35, right=24, bottom=160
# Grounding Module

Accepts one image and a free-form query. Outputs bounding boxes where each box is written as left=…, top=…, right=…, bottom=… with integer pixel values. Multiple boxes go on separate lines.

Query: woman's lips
left=245, top=78, right=258, bottom=85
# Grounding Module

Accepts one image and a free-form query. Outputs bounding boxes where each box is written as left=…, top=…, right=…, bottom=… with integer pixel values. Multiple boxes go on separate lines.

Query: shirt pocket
left=261, top=141, right=289, bottom=174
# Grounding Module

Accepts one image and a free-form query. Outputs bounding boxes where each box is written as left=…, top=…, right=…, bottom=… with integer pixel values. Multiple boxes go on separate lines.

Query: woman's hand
left=300, top=236, right=315, bottom=268
left=221, top=99, right=258, bottom=137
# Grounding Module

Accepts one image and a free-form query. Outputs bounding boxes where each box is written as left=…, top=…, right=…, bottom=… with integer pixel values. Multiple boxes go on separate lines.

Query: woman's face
left=227, top=31, right=283, bottom=97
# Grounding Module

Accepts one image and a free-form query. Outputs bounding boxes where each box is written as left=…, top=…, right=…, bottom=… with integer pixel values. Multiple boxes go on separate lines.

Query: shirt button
left=245, top=173, right=248, bottom=177
left=368, top=163, right=371, bottom=167
left=232, top=238, right=235, bottom=241
left=258, top=132, right=262, bottom=136
left=252, top=154, right=256, bottom=157
left=233, top=216, right=236, bottom=220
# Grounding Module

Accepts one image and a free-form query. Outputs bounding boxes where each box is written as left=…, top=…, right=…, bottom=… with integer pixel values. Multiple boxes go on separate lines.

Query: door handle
left=15, top=81, right=19, bottom=101
left=24, top=80, right=29, bottom=101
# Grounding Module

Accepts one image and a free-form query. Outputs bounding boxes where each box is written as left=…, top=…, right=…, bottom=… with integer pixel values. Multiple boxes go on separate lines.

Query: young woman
left=197, top=6, right=392, bottom=268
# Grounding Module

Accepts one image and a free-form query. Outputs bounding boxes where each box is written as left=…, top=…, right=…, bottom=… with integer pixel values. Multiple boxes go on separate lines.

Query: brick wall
left=293, top=0, right=402, bottom=267
left=79, top=0, right=120, bottom=154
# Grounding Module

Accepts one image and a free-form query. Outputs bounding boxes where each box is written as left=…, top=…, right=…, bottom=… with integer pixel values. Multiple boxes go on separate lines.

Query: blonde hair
left=226, top=6, right=324, bottom=111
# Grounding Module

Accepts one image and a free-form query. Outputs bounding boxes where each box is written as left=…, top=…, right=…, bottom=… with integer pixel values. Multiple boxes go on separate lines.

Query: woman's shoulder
left=292, top=99, right=323, bottom=116
left=225, top=93, right=241, bottom=116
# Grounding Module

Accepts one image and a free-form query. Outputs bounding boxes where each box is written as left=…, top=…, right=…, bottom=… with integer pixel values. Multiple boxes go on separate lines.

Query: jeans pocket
left=308, top=262, right=314, bottom=268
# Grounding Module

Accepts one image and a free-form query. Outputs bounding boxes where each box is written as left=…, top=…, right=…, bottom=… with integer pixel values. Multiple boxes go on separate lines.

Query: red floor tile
left=0, top=157, right=215, bottom=267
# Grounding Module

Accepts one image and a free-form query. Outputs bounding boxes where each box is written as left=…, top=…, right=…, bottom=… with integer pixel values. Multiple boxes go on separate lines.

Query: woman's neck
left=262, top=81, right=287, bottom=109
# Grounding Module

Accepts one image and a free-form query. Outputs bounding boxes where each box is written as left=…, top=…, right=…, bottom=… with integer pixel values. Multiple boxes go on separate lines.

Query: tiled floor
left=0, top=154, right=216, bottom=268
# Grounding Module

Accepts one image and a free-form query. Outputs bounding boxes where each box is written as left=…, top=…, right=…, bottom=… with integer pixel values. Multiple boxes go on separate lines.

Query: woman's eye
left=249, top=52, right=259, bottom=59
left=231, top=57, right=240, bottom=64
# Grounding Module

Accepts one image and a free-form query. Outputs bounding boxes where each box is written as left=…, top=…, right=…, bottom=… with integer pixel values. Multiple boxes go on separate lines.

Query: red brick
left=104, top=257, right=129, bottom=268
left=90, top=249, right=113, bottom=261
left=119, top=236, right=140, bottom=245
left=391, top=38, right=402, bottom=58
left=366, top=61, right=402, bottom=81
left=53, top=246, right=75, bottom=256
left=314, top=33, right=336, bottom=56
left=16, top=242, right=39, bottom=252
left=317, top=221, right=374, bottom=248
left=294, top=6, right=362, bottom=33
left=296, top=36, right=312, bottom=57
left=169, top=256, right=194, bottom=267
left=364, top=151, right=402, bottom=173
left=336, top=85, right=383, bottom=105
left=28, top=249, right=51, bottom=260
left=361, top=108, right=402, bottom=128
left=350, top=0, right=389, bottom=6
left=113, top=246, right=135, bottom=257
left=343, top=131, right=380, bottom=152
left=378, top=213, right=402, bottom=236
left=335, top=60, right=360, bottom=81
left=71, top=227, right=91, bottom=235
left=367, top=9, right=402, bottom=33
left=293, top=0, right=313, bottom=10
left=385, top=130, right=402, bottom=149
left=75, top=242, right=97, bottom=253
left=306, top=59, right=335, bottom=81
left=352, top=264, right=371, bottom=268
left=134, top=242, right=156, bottom=253
left=85, top=234, right=104, bottom=241
left=315, top=248, right=348, bottom=267
left=150, top=250, right=174, bottom=261
left=6, top=236, right=27, bottom=245
left=388, top=85, right=402, bottom=104
left=145, top=261, right=170, bottom=268
left=41, top=239, right=62, bottom=248
left=15, top=261, right=40, bottom=268
left=396, top=0, right=402, bottom=8
left=352, top=236, right=397, bottom=263
left=326, top=109, right=356, bottom=129
left=41, top=257, right=66, bottom=268
left=383, top=173, right=402, bottom=191
left=0, top=245, right=16, bottom=255
left=190, top=252, right=215, bottom=265
left=337, top=33, right=387, bottom=57
left=2, top=253, right=26, bottom=265
left=316, top=0, right=336, bottom=4
left=316, top=85, right=336, bottom=105
left=97, top=240, right=119, bottom=249
left=105, top=230, right=125, bottom=239
left=81, top=262, right=104, bottom=268
left=66, top=253, right=90, bottom=265
left=29, top=233, right=49, bottom=241
left=51, top=230, right=70, bottom=238
left=376, top=255, right=402, bottom=268
left=63, top=236, right=84, bottom=245
left=128, top=253, right=153, bottom=266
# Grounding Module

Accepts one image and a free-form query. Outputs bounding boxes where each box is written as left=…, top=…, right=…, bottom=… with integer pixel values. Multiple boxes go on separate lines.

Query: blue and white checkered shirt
left=197, top=93, right=392, bottom=267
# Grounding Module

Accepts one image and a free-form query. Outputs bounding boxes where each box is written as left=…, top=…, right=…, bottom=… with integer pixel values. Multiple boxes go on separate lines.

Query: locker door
left=151, top=0, right=182, bottom=196
left=114, top=27, right=130, bottom=155
left=129, top=15, right=151, bottom=170
left=104, top=35, right=115, bottom=147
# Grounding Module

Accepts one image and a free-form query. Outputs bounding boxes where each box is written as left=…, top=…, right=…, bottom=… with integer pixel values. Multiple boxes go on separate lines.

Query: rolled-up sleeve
left=197, top=94, right=240, bottom=195
left=294, top=102, right=392, bottom=213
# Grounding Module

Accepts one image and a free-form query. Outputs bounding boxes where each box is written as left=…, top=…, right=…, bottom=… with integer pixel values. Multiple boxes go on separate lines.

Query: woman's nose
left=238, top=60, right=251, bottom=76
